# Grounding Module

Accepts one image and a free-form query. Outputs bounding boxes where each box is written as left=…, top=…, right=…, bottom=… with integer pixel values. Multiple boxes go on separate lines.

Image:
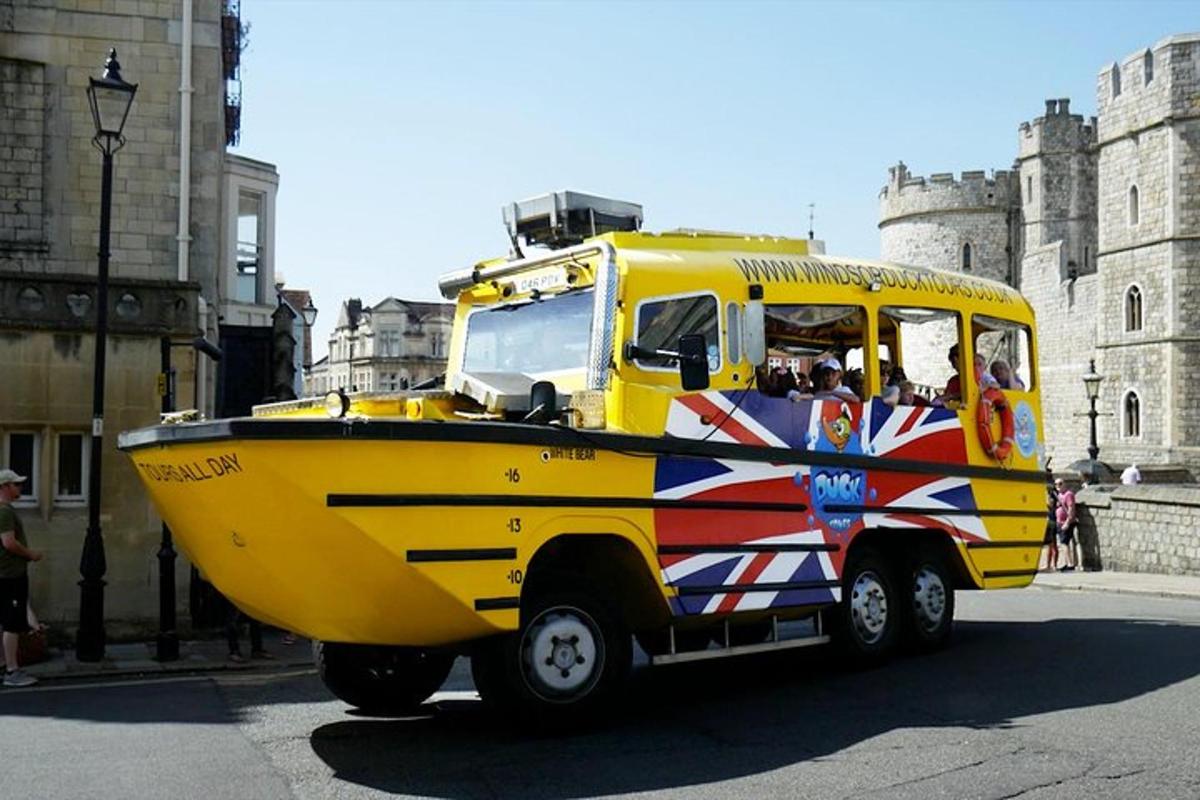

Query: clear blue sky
left=230, top=0, right=1196, bottom=356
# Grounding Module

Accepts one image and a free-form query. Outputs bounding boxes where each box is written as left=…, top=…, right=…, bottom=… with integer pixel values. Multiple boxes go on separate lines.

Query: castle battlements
left=879, top=161, right=1018, bottom=224
left=1097, top=34, right=1200, bottom=138
left=1017, top=98, right=1097, bottom=160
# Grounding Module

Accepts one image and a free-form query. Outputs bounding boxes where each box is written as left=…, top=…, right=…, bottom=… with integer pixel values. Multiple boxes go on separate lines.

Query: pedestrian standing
left=1121, top=463, right=1142, bottom=485
left=0, top=468, right=42, bottom=687
left=1054, top=478, right=1078, bottom=572
left=1042, top=478, right=1060, bottom=572
left=226, top=598, right=272, bottom=663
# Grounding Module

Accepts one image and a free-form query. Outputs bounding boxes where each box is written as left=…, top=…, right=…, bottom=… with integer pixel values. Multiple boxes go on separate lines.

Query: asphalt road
left=4, top=587, right=1200, bottom=800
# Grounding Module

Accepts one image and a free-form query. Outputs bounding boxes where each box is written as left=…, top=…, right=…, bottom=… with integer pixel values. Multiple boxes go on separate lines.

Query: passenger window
left=974, top=315, right=1034, bottom=391
left=880, top=307, right=963, bottom=405
left=762, top=304, right=867, bottom=400
left=635, top=293, right=720, bottom=371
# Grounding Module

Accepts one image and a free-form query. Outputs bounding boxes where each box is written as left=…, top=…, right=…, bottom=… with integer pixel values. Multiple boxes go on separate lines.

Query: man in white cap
left=0, top=468, right=43, bottom=687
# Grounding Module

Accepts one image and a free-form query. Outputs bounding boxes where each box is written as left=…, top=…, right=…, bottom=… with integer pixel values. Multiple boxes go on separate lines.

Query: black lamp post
left=77, top=49, right=137, bottom=662
left=1082, top=358, right=1104, bottom=481
left=155, top=336, right=222, bottom=661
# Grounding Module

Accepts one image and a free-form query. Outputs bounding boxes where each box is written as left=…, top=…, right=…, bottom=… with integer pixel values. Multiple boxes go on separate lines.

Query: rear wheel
left=472, top=586, right=631, bottom=720
left=829, top=548, right=901, bottom=665
left=314, top=642, right=454, bottom=713
left=904, top=550, right=955, bottom=651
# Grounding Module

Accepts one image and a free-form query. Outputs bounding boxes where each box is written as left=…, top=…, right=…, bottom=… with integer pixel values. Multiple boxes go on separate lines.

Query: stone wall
left=1077, top=485, right=1200, bottom=576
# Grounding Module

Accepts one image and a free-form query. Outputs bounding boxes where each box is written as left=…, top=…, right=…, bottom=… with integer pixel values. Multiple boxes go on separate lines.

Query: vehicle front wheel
left=904, top=550, right=955, bottom=651
left=472, top=588, right=631, bottom=720
left=829, top=548, right=901, bottom=666
left=314, top=642, right=454, bottom=713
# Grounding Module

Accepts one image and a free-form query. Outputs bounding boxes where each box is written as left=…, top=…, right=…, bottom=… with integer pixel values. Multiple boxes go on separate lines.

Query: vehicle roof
left=600, top=230, right=1034, bottom=323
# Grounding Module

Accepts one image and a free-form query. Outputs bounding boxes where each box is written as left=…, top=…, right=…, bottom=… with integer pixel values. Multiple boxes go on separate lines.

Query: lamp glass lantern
left=302, top=298, right=319, bottom=328
left=86, top=49, right=137, bottom=141
left=1082, top=360, right=1103, bottom=401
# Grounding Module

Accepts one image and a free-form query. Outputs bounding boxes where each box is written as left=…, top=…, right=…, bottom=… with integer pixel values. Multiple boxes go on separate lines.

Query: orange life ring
left=977, top=386, right=1015, bottom=461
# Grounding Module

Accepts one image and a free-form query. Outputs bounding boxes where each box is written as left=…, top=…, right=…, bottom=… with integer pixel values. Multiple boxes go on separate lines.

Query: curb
left=1032, top=580, right=1200, bottom=603
left=24, top=654, right=315, bottom=685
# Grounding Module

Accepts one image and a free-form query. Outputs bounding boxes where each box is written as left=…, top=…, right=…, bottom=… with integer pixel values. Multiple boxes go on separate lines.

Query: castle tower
left=878, top=163, right=1019, bottom=388
left=1094, top=33, right=1200, bottom=467
left=1015, top=99, right=1099, bottom=469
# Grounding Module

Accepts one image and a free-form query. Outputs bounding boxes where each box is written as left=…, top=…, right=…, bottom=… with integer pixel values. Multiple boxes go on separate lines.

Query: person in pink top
left=1054, top=478, right=1078, bottom=571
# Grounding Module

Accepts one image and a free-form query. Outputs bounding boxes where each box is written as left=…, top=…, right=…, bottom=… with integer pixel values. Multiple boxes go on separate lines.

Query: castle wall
left=879, top=166, right=1016, bottom=388
left=1095, top=34, right=1200, bottom=468
left=1018, top=241, right=1097, bottom=467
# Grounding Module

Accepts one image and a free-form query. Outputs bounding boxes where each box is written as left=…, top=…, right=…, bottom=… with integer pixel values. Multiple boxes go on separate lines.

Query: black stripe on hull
left=824, top=504, right=1045, bottom=519
left=967, top=539, right=1046, bottom=549
left=474, top=597, right=520, bottom=611
left=982, top=569, right=1040, bottom=579
left=658, top=543, right=839, bottom=555
left=329, top=494, right=809, bottom=512
left=407, top=548, right=517, bottom=563
left=672, top=579, right=841, bottom=596
left=118, top=417, right=1049, bottom=485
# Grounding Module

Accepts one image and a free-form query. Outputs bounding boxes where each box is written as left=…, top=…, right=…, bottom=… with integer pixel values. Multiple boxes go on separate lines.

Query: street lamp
left=301, top=297, right=318, bottom=330
left=77, top=49, right=137, bottom=662
left=1082, top=358, right=1104, bottom=481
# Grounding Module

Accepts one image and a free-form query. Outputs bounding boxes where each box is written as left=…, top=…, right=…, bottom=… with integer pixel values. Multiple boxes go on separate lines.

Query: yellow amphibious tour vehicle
left=120, top=191, right=1049, bottom=717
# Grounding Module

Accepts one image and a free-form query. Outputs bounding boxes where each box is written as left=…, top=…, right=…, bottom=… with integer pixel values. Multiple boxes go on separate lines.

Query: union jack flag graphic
left=655, top=390, right=988, bottom=616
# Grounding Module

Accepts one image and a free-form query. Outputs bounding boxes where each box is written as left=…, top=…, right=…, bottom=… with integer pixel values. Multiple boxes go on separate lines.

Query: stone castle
left=880, top=33, right=1200, bottom=471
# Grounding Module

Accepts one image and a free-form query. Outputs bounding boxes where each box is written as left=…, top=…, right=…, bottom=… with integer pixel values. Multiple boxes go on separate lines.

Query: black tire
left=314, top=641, right=454, bottom=713
left=902, top=549, right=955, bottom=652
left=829, top=547, right=901, bottom=665
left=471, top=587, right=631, bottom=720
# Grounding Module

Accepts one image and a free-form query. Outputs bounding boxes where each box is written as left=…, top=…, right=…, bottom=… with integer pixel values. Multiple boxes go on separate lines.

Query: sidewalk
left=19, top=629, right=314, bottom=684
left=1034, top=569, right=1200, bottom=601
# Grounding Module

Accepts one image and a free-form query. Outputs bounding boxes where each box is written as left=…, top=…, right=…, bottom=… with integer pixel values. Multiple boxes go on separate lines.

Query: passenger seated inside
left=881, top=384, right=900, bottom=407
left=938, top=345, right=985, bottom=406
left=844, top=368, right=865, bottom=401
left=990, top=359, right=1026, bottom=391
left=899, top=380, right=930, bottom=407
left=812, top=358, right=859, bottom=402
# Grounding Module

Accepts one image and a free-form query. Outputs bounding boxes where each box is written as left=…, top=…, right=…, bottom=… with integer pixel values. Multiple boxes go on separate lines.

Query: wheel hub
left=912, top=567, right=947, bottom=632
left=523, top=608, right=601, bottom=699
left=850, top=571, right=889, bottom=645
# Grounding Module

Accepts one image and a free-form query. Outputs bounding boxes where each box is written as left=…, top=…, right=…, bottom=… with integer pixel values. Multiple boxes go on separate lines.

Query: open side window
left=880, top=307, right=964, bottom=405
left=760, top=304, right=868, bottom=401
left=973, top=315, right=1034, bottom=392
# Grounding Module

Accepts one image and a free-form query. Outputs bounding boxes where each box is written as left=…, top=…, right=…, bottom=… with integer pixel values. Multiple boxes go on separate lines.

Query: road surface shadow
left=309, top=617, right=1200, bottom=798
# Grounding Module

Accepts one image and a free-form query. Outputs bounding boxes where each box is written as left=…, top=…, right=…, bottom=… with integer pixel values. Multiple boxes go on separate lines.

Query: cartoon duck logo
left=821, top=404, right=854, bottom=453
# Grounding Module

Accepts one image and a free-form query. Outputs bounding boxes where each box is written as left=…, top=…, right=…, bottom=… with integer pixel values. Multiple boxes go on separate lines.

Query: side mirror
left=743, top=300, right=766, bottom=366
left=678, top=334, right=710, bottom=391
left=525, top=380, right=557, bottom=424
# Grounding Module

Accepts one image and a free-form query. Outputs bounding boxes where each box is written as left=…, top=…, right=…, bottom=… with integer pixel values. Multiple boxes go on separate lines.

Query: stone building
left=306, top=297, right=454, bottom=396
left=0, top=0, right=281, bottom=633
left=880, top=33, right=1200, bottom=471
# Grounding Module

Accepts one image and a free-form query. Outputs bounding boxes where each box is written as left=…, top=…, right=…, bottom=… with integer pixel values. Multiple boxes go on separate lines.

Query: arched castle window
left=1125, top=285, right=1143, bottom=332
left=1128, top=185, right=1139, bottom=226
left=1025, top=176, right=1033, bottom=203
left=1111, top=63, right=1122, bottom=98
left=1144, top=50, right=1154, bottom=85
left=1083, top=245, right=1090, bottom=270
left=961, top=242, right=972, bottom=272
left=1122, top=390, right=1141, bottom=438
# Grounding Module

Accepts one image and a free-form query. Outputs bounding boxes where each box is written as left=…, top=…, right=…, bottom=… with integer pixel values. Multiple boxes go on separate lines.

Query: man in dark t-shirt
left=1, top=468, right=43, bottom=687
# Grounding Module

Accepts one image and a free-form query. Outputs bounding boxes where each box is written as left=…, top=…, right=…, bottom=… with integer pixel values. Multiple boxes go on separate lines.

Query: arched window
left=1125, top=285, right=1143, bottom=332
left=1123, top=390, right=1141, bottom=438
left=1144, top=50, right=1154, bottom=85
left=961, top=242, right=972, bottom=272
left=1111, top=63, right=1122, bottom=98
left=1129, top=185, right=1139, bottom=226
left=1083, top=245, right=1090, bottom=270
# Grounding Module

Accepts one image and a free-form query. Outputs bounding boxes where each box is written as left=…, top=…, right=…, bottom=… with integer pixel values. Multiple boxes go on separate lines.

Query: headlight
left=324, top=389, right=350, bottom=418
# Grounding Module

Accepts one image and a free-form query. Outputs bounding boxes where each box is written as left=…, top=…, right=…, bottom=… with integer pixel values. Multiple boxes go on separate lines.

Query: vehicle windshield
left=463, top=289, right=593, bottom=376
